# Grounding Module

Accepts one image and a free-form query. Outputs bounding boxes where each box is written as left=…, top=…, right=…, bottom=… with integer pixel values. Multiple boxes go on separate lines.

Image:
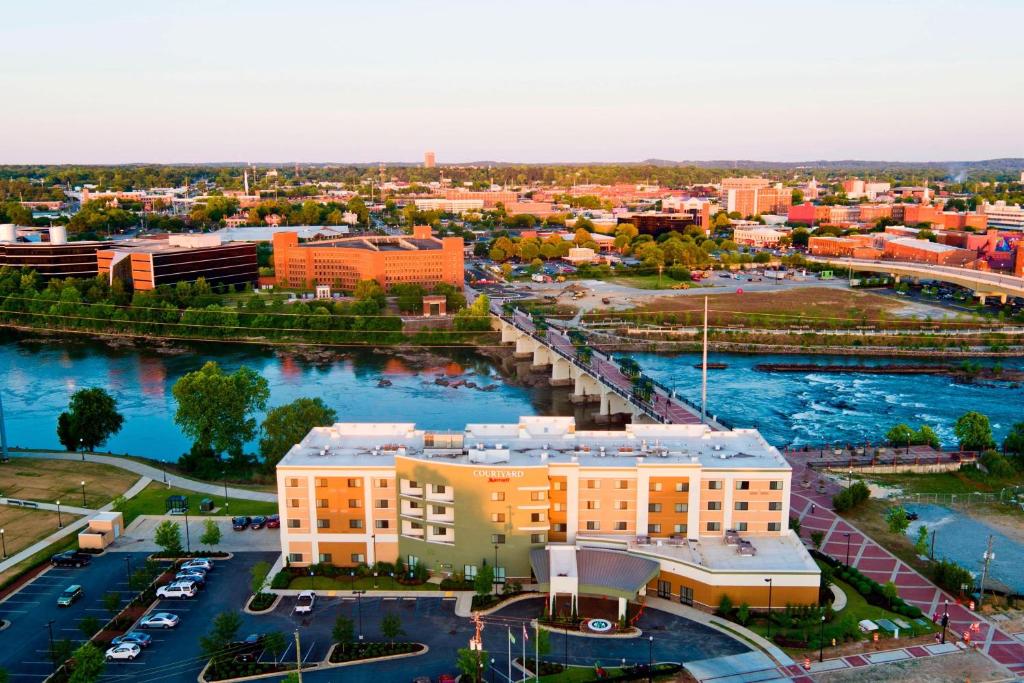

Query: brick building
left=97, top=234, right=258, bottom=291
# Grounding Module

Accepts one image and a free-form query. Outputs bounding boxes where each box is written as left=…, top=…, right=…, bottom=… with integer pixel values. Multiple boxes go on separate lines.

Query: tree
left=916, top=425, right=940, bottom=449
left=259, top=398, right=337, bottom=469
left=881, top=581, right=899, bottom=608
left=954, top=411, right=995, bottom=451
left=886, top=506, right=910, bottom=535
left=67, top=643, right=105, bottom=683
left=200, top=519, right=221, bottom=548
left=153, top=520, right=184, bottom=556
left=915, top=525, right=929, bottom=556
left=391, top=283, right=426, bottom=314
left=788, top=516, right=801, bottom=534
left=263, top=631, right=287, bottom=665
left=885, top=424, right=915, bottom=448
left=56, top=387, right=124, bottom=452
left=536, top=627, right=551, bottom=656
left=810, top=530, right=825, bottom=549
left=474, top=562, right=494, bottom=596
left=456, top=647, right=488, bottom=682
left=200, top=612, right=242, bottom=676
left=172, top=361, right=270, bottom=456
left=332, top=616, right=354, bottom=650
left=381, top=612, right=404, bottom=642
left=281, top=674, right=300, bottom=683
left=102, top=591, right=121, bottom=616
left=78, top=615, right=101, bottom=640
left=250, top=560, right=271, bottom=595
left=1003, top=422, right=1024, bottom=465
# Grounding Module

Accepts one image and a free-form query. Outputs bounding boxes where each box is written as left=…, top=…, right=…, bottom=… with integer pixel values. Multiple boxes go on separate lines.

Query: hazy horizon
left=2, top=0, right=1022, bottom=164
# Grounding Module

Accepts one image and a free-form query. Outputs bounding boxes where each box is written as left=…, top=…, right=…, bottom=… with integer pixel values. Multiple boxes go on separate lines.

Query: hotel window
left=615, top=480, right=629, bottom=489
left=614, top=521, right=628, bottom=531
left=374, top=478, right=389, bottom=488
left=375, top=500, right=389, bottom=509
left=434, top=526, right=448, bottom=536
left=431, top=484, right=447, bottom=495
left=491, top=492, right=505, bottom=501
left=552, top=480, right=564, bottom=491
left=530, top=491, right=546, bottom=501
left=552, top=523, right=567, bottom=532
left=735, top=501, right=749, bottom=511
left=318, top=553, right=332, bottom=563
left=707, top=481, right=722, bottom=490
left=769, top=502, right=782, bottom=511
left=707, top=501, right=722, bottom=511
left=615, top=501, right=629, bottom=511
left=407, top=555, right=419, bottom=568
left=407, top=480, right=419, bottom=489
left=586, top=480, right=600, bottom=489
left=289, top=499, right=300, bottom=508
left=316, top=519, right=330, bottom=529
left=736, top=522, right=748, bottom=532
left=348, top=499, right=362, bottom=508
left=770, top=481, right=784, bottom=490
left=315, top=478, right=328, bottom=488
left=530, top=512, right=545, bottom=523
left=648, top=524, right=661, bottom=533
left=530, top=533, right=546, bottom=544
left=585, top=521, right=600, bottom=531
left=316, top=499, right=329, bottom=509
left=585, top=500, right=600, bottom=510
left=735, top=481, right=750, bottom=490
left=674, top=503, right=688, bottom=513
left=286, top=478, right=299, bottom=488
left=767, top=522, right=781, bottom=531
left=706, top=522, right=721, bottom=532
left=288, top=553, right=303, bottom=563
left=649, top=482, right=662, bottom=492
left=349, top=519, right=364, bottom=529
left=287, top=519, right=301, bottom=529
left=351, top=553, right=365, bottom=564
left=675, top=482, right=689, bottom=492
left=432, top=505, right=447, bottom=515
left=491, top=513, right=506, bottom=523
left=375, top=520, right=389, bottom=529
left=553, top=503, right=563, bottom=512
left=648, top=503, right=662, bottom=513
left=464, top=565, right=478, bottom=579
left=491, top=534, right=506, bottom=544
left=347, top=478, right=362, bottom=488
left=673, top=524, right=687, bottom=534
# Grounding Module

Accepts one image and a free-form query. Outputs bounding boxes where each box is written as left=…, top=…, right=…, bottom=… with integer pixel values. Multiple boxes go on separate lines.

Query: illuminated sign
left=473, top=469, right=525, bottom=483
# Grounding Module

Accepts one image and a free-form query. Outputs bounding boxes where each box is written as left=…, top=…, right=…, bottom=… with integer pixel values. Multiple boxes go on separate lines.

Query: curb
left=320, top=642, right=428, bottom=670
left=471, top=592, right=542, bottom=616
left=243, top=593, right=282, bottom=615
left=535, top=619, right=643, bottom=639
left=197, top=660, right=311, bottom=683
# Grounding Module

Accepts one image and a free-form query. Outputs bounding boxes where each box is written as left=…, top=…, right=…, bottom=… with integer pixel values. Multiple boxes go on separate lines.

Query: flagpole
left=534, top=621, right=539, bottom=682
left=521, top=624, right=526, bottom=683
left=507, top=626, right=512, bottom=683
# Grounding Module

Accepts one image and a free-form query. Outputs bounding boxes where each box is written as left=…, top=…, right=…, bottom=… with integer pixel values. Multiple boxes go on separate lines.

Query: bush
left=980, top=450, right=1015, bottom=478
left=270, top=571, right=291, bottom=589
left=716, top=594, right=734, bottom=618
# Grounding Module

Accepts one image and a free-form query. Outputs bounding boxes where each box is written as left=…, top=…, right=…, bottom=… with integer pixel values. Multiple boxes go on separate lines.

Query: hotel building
left=275, top=416, right=819, bottom=612
left=272, top=225, right=464, bottom=291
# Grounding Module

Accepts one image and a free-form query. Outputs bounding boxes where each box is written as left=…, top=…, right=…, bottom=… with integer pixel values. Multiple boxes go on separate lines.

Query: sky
left=1, top=0, right=1022, bottom=164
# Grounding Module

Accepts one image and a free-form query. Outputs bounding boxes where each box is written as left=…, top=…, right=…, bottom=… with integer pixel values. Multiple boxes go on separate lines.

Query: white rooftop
left=278, top=416, right=790, bottom=471
left=889, top=236, right=960, bottom=253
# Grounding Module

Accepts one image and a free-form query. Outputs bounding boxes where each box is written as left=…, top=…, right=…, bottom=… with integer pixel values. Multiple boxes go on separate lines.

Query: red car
left=437, top=676, right=457, bottom=683
left=265, top=514, right=280, bottom=529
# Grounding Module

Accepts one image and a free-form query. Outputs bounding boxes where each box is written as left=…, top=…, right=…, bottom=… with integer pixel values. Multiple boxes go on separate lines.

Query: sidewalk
left=785, top=451, right=1024, bottom=678
left=10, top=451, right=276, bottom=502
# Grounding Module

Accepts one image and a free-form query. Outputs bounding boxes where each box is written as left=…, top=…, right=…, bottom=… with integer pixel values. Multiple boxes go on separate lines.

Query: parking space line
left=301, top=640, right=316, bottom=664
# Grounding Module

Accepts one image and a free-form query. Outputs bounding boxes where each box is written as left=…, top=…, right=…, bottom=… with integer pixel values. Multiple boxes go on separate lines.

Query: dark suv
left=231, top=516, right=252, bottom=531
left=51, top=551, right=92, bottom=568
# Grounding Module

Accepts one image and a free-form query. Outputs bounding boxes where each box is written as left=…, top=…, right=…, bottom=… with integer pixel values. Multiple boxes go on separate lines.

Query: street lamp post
left=56, top=500, right=62, bottom=528
left=79, top=438, right=85, bottom=462
left=353, top=590, right=366, bottom=640
left=223, top=472, right=229, bottom=508
left=80, top=481, right=87, bottom=508
left=493, top=544, right=499, bottom=594
left=648, top=635, right=654, bottom=682
left=764, top=578, right=774, bottom=638
left=818, top=614, right=826, bottom=662
left=183, top=507, right=191, bottom=553
left=0, top=528, right=6, bottom=558
left=125, top=556, right=132, bottom=588
left=843, top=532, right=852, bottom=566
left=46, top=620, right=56, bottom=671
left=941, top=600, right=949, bottom=644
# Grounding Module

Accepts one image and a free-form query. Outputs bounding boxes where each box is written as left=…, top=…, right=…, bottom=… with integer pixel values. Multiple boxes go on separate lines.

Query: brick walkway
left=786, top=451, right=1024, bottom=678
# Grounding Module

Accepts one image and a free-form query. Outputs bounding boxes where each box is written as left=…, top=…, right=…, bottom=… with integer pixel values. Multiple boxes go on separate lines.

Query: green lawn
left=287, top=575, right=439, bottom=591
left=119, top=482, right=278, bottom=525
left=539, top=666, right=626, bottom=682
left=862, top=470, right=1024, bottom=497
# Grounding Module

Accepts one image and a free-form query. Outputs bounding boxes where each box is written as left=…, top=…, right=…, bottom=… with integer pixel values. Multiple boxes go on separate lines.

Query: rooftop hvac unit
left=540, top=452, right=548, bottom=461
left=713, top=445, right=723, bottom=451
left=690, top=456, right=699, bottom=463
left=477, top=443, right=485, bottom=450
left=599, top=446, right=606, bottom=455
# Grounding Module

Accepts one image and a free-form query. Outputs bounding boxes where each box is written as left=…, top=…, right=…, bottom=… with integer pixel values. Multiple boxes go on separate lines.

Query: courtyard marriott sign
left=473, top=469, right=525, bottom=482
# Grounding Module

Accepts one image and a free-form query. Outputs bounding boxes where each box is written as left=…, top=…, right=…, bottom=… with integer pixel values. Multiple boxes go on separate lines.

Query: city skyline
left=2, top=0, right=1023, bottom=164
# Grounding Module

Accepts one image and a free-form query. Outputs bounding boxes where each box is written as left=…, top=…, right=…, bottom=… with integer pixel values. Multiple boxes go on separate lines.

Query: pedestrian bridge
left=809, top=257, right=1024, bottom=303
left=492, top=304, right=721, bottom=428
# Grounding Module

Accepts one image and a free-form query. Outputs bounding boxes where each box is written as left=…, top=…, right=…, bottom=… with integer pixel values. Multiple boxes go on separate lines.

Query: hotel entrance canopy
left=530, top=546, right=660, bottom=616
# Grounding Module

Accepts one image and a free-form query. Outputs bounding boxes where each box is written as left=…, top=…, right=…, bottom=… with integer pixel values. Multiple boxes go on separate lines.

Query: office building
left=272, top=225, right=464, bottom=291
left=980, top=201, right=1024, bottom=230
left=275, top=416, right=820, bottom=612
left=617, top=201, right=711, bottom=237
left=732, top=226, right=786, bottom=248
left=722, top=179, right=791, bottom=217
left=0, top=225, right=101, bottom=279
left=97, top=234, right=258, bottom=291
left=424, top=151, right=436, bottom=169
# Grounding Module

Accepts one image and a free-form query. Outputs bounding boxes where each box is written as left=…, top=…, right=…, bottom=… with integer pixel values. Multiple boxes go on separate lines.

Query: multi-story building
left=980, top=201, right=1024, bottom=230
left=424, top=151, right=436, bottom=169
left=720, top=178, right=791, bottom=218
left=732, top=225, right=786, bottom=248
left=275, top=416, right=820, bottom=612
left=272, top=225, right=464, bottom=291
left=443, top=189, right=517, bottom=208
left=412, top=198, right=484, bottom=214
left=0, top=225, right=101, bottom=279
left=617, top=201, right=711, bottom=237
left=96, top=234, right=258, bottom=291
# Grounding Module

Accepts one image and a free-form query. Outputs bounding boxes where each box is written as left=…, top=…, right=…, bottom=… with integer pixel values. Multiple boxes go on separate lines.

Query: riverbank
left=755, top=363, right=1024, bottom=382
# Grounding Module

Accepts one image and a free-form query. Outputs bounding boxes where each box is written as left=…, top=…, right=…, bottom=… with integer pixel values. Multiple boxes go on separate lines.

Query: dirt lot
left=1, top=457, right=139, bottom=508
left=812, top=649, right=1010, bottom=682
left=0, top=507, right=81, bottom=557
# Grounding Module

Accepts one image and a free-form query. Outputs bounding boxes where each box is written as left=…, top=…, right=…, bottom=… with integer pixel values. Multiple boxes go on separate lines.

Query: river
left=0, top=332, right=1021, bottom=461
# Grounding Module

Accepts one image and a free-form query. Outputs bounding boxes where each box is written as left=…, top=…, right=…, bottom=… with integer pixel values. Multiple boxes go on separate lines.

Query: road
left=808, top=257, right=1024, bottom=299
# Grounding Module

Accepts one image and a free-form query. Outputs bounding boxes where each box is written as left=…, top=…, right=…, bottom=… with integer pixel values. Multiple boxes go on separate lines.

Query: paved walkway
left=785, top=451, right=1024, bottom=678
left=10, top=451, right=277, bottom=502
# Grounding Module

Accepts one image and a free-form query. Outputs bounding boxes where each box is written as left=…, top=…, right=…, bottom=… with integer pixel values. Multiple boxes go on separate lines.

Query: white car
left=139, top=612, right=180, bottom=629
left=105, top=643, right=141, bottom=661
left=156, top=581, right=197, bottom=599
left=293, top=591, right=316, bottom=614
left=181, top=559, right=213, bottom=572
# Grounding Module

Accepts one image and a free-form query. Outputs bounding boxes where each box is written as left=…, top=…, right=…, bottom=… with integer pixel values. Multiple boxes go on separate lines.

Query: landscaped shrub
left=270, top=571, right=291, bottom=589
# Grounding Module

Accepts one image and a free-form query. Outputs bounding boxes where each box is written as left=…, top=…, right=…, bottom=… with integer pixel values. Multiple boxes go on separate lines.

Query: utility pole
left=294, top=629, right=303, bottom=683
left=700, top=296, right=708, bottom=424
left=979, top=534, right=995, bottom=608
left=0, top=390, right=8, bottom=462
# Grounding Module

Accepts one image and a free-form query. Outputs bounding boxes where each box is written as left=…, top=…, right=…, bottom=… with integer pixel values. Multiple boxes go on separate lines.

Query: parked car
left=181, top=559, right=213, bottom=572
left=437, top=675, right=457, bottom=683
left=175, top=570, right=206, bottom=586
left=50, top=551, right=91, bottom=568
left=229, top=633, right=266, bottom=661
left=105, top=643, right=141, bottom=662
left=232, top=516, right=252, bottom=531
left=140, top=612, right=180, bottom=629
left=265, top=514, right=280, bottom=529
left=293, top=591, right=316, bottom=614
left=157, top=581, right=198, bottom=599
left=57, top=584, right=83, bottom=607
left=250, top=516, right=267, bottom=530
left=111, top=632, right=153, bottom=649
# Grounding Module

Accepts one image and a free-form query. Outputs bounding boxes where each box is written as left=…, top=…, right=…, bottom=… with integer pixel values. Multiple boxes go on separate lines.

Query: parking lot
left=110, top=517, right=281, bottom=554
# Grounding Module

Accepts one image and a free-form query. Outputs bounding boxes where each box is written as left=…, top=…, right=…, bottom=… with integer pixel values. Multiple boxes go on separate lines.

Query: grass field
left=1, top=458, right=140, bottom=508
left=862, top=469, right=1024, bottom=497
left=0, top=507, right=81, bottom=559
left=606, top=274, right=695, bottom=290
left=117, top=482, right=278, bottom=526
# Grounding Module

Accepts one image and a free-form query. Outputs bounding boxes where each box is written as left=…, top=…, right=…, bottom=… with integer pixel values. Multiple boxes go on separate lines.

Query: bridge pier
left=514, top=335, right=539, bottom=359
left=570, top=373, right=602, bottom=404
left=596, top=389, right=641, bottom=423
left=500, top=321, right=520, bottom=344
left=532, top=345, right=553, bottom=371
left=550, top=357, right=574, bottom=387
